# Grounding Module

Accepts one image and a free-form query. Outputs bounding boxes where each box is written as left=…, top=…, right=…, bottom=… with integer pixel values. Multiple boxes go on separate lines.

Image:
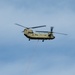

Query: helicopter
left=15, top=23, right=67, bottom=42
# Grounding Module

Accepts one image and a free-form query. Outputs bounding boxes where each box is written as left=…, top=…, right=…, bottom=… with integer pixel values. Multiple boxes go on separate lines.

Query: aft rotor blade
left=30, top=25, right=46, bottom=29
left=36, top=31, right=49, bottom=33
left=36, top=31, right=67, bottom=35
left=54, top=32, right=68, bottom=35
left=51, top=27, right=54, bottom=32
left=15, top=23, right=28, bottom=28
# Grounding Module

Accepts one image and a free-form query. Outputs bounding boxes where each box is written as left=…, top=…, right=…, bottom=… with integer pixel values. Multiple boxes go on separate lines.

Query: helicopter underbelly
left=24, top=34, right=55, bottom=40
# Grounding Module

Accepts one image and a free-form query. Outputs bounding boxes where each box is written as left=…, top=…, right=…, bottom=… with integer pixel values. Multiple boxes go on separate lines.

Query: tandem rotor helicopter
left=15, top=23, right=67, bottom=42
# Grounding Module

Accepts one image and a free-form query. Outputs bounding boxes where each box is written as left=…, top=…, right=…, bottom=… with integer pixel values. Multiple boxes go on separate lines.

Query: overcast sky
left=0, top=0, right=75, bottom=75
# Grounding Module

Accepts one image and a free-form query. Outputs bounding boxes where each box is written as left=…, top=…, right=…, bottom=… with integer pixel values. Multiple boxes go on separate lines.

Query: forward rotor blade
left=15, top=23, right=46, bottom=29
left=30, top=25, right=46, bottom=29
left=54, top=32, right=68, bottom=35
left=15, top=23, right=28, bottom=28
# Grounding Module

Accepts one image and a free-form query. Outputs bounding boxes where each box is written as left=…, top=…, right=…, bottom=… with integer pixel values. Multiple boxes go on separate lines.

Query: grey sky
left=0, top=0, right=75, bottom=75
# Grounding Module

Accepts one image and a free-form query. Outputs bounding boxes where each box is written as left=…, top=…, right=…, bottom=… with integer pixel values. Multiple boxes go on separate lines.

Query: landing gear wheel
left=42, top=40, right=44, bottom=42
left=29, top=39, right=30, bottom=41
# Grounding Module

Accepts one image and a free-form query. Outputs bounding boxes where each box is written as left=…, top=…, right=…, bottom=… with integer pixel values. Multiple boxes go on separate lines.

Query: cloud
left=0, top=0, right=75, bottom=12
left=36, top=65, right=75, bottom=75
left=0, top=6, right=75, bottom=45
left=0, top=54, right=75, bottom=75
left=0, top=3, right=75, bottom=57
left=0, top=1, right=75, bottom=75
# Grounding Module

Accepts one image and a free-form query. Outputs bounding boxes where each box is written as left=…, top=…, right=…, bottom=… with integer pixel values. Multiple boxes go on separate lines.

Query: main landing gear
left=42, top=40, right=44, bottom=42
left=29, top=39, right=30, bottom=41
